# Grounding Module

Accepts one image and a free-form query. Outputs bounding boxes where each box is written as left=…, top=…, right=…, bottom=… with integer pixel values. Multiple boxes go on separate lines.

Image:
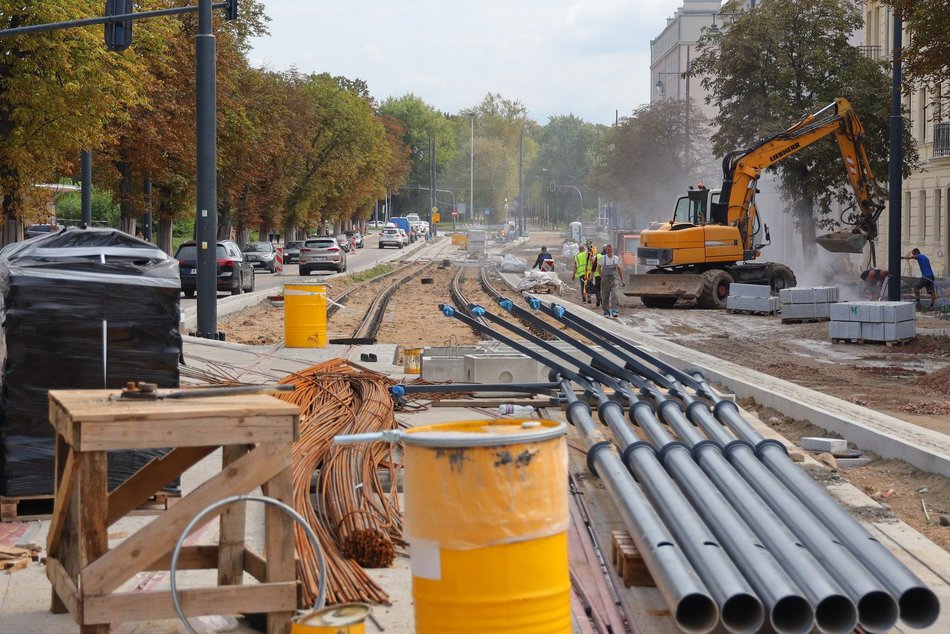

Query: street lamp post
left=194, top=0, right=218, bottom=339
left=518, top=126, right=526, bottom=236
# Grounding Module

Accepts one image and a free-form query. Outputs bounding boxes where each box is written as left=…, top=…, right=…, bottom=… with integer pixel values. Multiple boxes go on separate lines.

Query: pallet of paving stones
left=0, top=490, right=180, bottom=521
left=781, top=315, right=831, bottom=324
left=727, top=308, right=780, bottom=316
left=830, top=337, right=916, bottom=347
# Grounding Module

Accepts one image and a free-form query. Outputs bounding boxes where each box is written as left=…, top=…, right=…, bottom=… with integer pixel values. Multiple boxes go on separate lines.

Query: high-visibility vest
left=574, top=251, right=591, bottom=277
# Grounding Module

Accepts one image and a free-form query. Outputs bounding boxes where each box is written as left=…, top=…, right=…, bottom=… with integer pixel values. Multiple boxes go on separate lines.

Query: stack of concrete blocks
left=420, top=346, right=481, bottom=383
left=467, top=230, right=487, bottom=255
left=779, top=286, right=839, bottom=322
left=829, top=301, right=916, bottom=342
left=726, top=283, right=779, bottom=314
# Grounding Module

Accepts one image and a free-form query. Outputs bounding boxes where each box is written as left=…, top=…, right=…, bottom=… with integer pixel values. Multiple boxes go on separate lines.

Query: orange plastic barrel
left=403, top=419, right=570, bottom=633
left=284, top=283, right=328, bottom=348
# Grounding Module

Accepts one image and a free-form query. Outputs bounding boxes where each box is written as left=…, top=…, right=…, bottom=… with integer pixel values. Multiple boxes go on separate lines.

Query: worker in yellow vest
left=572, top=241, right=595, bottom=303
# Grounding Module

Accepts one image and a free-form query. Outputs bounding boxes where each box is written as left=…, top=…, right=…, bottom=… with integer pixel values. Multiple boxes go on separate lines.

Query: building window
left=920, top=190, right=927, bottom=241
left=904, top=191, right=911, bottom=238
left=919, top=88, right=928, bottom=140
left=937, top=188, right=944, bottom=240
left=936, top=123, right=950, bottom=158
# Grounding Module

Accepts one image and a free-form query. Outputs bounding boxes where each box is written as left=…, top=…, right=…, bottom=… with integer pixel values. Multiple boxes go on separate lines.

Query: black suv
left=174, top=240, right=255, bottom=297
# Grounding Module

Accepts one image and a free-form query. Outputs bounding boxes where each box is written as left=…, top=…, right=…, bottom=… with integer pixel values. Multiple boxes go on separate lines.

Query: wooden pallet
left=610, top=530, right=653, bottom=587
left=1, top=490, right=180, bottom=522
left=781, top=317, right=830, bottom=324
left=831, top=337, right=916, bottom=347
left=728, top=309, right=779, bottom=316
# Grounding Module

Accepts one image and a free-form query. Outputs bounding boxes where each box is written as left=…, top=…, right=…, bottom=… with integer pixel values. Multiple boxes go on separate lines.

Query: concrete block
left=885, top=319, right=916, bottom=341
left=881, top=302, right=916, bottom=323
left=830, top=302, right=872, bottom=322
left=423, top=346, right=482, bottom=358
left=727, top=295, right=780, bottom=312
left=829, top=320, right=861, bottom=339
left=861, top=322, right=884, bottom=341
left=421, top=356, right=466, bottom=383
left=729, top=283, right=771, bottom=299
left=782, top=302, right=831, bottom=320
left=801, top=437, right=848, bottom=453
left=464, top=354, right=543, bottom=384
left=780, top=286, right=839, bottom=304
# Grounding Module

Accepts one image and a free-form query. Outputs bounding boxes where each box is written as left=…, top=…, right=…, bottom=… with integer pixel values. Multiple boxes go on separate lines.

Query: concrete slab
left=421, top=356, right=466, bottom=382
left=464, top=354, right=545, bottom=383
left=729, top=283, right=771, bottom=299
left=780, top=286, right=839, bottom=304
left=726, top=295, right=780, bottom=312
left=782, top=302, right=831, bottom=320
left=801, top=437, right=849, bottom=453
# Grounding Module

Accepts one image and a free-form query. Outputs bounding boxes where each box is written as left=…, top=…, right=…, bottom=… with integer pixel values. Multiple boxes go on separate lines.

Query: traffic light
left=226, top=0, right=239, bottom=21
left=104, top=0, right=133, bottom=52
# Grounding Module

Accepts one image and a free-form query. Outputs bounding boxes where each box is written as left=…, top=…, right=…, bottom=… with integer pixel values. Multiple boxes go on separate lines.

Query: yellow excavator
left=630, top=97, right=885, bottom=309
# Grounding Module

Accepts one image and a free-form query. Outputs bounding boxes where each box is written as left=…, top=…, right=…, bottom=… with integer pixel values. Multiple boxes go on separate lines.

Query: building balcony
left=936, top=123, right=950, bottom=159
left=857, top=44, right=882, bottom=60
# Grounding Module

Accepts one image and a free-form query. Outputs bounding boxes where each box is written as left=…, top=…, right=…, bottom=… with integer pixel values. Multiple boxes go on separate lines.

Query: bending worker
left=532, top=246, right=554, bottom=271
left=860, top=268, right=889, bottom=300
left=902, top=247, right=937, bottom=309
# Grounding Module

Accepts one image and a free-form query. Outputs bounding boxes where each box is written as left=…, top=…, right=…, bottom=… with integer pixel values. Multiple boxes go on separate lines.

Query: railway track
left=477, top=266, right=555, bottom=340
left=327, top=262, right=419, bottom=318
left=450, top=267, right=486, bottom=336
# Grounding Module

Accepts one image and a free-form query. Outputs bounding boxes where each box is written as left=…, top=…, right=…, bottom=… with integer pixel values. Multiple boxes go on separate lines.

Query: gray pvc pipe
left=593, top=396, right=764, bottom=634
left=708, top=393, right=940, bottom=630
left=563, top=387, right=719, bottom=634
left=662, top=386, right=858, bottom=634
left=603, top=395, right=809, bottom=634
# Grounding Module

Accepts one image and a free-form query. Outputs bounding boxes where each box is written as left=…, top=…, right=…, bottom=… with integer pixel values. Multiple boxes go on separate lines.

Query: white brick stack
left=726, top=283, right=780, bottom=314
left=779, top=286, right=839, bottom=322
left=829, top=301, right=916, bottom=343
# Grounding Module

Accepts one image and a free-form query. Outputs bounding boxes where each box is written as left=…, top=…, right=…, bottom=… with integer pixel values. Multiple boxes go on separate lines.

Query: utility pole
left=80, top=151, right=92, bottom=227
left=195, top=0, right=218, bottom=338
left=518, top=127, right=525, bottom=236
left=429, top=130, right=436, bottom=237
left=469, top=114, right=474, bottom=224
left=887, top=10, right=903, bottom=301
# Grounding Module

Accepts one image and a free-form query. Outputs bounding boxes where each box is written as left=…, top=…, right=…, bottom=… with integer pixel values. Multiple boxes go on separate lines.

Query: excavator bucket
left=626, top=273, right=706, bottom=301
left=815, top=229, right=868, bottom=254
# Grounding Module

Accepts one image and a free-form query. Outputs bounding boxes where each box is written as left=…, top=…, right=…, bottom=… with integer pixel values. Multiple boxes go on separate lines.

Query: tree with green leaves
left=690, top=0, right=917, bottom=256
left=0, top=1, right=155, bottom=244
left=533, top=114, right=603, bottom=222
left=880, top=0, right=949, bottom=112
left=591, top=100, right=712, bottom=227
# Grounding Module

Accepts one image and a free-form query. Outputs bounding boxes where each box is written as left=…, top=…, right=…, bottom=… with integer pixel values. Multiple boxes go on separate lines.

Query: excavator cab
left=671, top=188, right=721, bottom=226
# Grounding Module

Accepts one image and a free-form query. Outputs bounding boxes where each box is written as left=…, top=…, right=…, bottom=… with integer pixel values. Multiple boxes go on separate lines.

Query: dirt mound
left=913, top=365, right=950, bottom=396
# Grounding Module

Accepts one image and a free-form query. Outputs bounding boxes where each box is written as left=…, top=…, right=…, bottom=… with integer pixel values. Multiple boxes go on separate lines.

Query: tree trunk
left=117, top=152, right=136, bottom=235
left=156, top=218, right=173, bottom=254
left=283, top=219, right=296, bottom=242
left=217, top=180, right=232, bottom=240
left=1, top=195, right=22, bottom=247
left=237, top=227, right=249, bottom=245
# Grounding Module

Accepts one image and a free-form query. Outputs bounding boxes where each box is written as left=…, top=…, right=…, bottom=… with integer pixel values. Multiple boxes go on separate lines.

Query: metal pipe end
left=770, top=595, right=815, bottom=634
left=898, top=586, right=941, bottom=629
left=857, top=590, right=899, bottom=632
left=676, top=592, right=720, bottom=634
left=721, top=592, right=765, bottom=634
left=814, top=593, right=858, bottom=634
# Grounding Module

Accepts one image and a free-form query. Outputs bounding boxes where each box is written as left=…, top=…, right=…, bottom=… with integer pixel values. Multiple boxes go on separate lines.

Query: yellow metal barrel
left=284, top=283, right=328, bottom=348
left=292, top=602, right=369, bottom=633
left=403, top=419, right=570, bottom=633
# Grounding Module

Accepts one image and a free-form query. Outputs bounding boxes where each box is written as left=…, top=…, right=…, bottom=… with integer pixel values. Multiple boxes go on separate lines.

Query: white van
left=405, top=213, right=421, bottom=224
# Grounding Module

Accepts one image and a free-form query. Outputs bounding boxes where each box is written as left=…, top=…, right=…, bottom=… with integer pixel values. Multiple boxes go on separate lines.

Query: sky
left=247, top=0, right=687, bottom=126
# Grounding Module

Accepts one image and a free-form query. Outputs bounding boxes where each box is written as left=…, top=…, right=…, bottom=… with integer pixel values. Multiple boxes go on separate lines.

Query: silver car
left=299, top=236, right=347, bottom=275
left=378, top=227, right=404, bottom=249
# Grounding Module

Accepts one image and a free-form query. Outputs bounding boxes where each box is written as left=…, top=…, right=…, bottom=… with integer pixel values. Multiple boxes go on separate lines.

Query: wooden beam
left=218, top=445, right=249, bottom=586
left=82, top=582, right=297, bottom=624
left=48, top=445, right=75, bottom=557
left=144, top=545, right=219, bottom=571
left=106, top=446, right=215, bottom=526
left=264, top=466, right=295, bottom=634
left=46, top=556, right=82, bottom=624
left=79, top=450, right=109, bottom=634
left=244, top=549, right=267, bottom=582
left=81, top=443, right=291, bottom=596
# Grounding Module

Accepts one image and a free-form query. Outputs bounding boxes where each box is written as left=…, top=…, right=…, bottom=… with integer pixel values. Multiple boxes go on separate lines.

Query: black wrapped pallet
left=0, top=228, right=183, bottom=497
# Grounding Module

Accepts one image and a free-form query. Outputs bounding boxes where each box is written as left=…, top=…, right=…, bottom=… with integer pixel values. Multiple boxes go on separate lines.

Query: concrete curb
left=494, top=271, right=950, bottom=478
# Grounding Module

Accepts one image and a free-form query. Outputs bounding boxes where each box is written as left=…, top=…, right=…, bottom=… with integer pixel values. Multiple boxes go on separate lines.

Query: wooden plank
left=144, top=545, right=219, bottom=571
left=49, top=390, right=299, bottom=424
left=244, top=549, right=268, bottom=582
left=70, top=415, right=298, bottom=451
left=218, top=445, right=249, bottom=586
left=82, top=581, right=297, bottom=624
left=51, top=434, right=77, bottom=616
left=47, top=447, right=75, bottom=557
left=264, top=464, right=295, bottom=634
left=46, top=556, right=82, bottom=624
left=78, top=450, right=110, bottom=634
left=107, top=446, right=215, bottom=526
left=81, top=442, right=291, bottom=596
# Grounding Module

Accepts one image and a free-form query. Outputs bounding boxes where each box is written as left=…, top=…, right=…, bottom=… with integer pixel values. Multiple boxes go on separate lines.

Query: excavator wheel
left=698, top=269, right=734, bottom=309
left=769, top=264, right=797, bottom=293
left=641, top=296, right=678, bottom=309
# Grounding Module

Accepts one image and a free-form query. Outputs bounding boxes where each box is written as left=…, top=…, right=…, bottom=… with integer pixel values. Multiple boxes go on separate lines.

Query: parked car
left=397, top=228, right=411, bottom=245
left=284, top=241, right=304, bottom=264
left=345, top=231, right=364, bottom=248
left=378, top=227, right=404, bottom=249
left=368, top=220, right=381, bottom=228
left=175, top=240, right=255, bottom=297
left=299, top=236, right=347, bottom=274
left=334, top=234, right=352, bottom=253
left=240, top=241, right=278, bottom=273
left=25, top=224, right=56, bottom=239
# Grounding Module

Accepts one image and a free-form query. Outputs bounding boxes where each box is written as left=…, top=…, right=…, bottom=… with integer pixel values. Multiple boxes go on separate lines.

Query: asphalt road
left=179, top=235, right=419, bottom=310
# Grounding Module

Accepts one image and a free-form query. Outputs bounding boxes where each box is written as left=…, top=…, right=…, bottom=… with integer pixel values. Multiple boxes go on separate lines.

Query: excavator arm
left=712, top=98, right=885, bottom=256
